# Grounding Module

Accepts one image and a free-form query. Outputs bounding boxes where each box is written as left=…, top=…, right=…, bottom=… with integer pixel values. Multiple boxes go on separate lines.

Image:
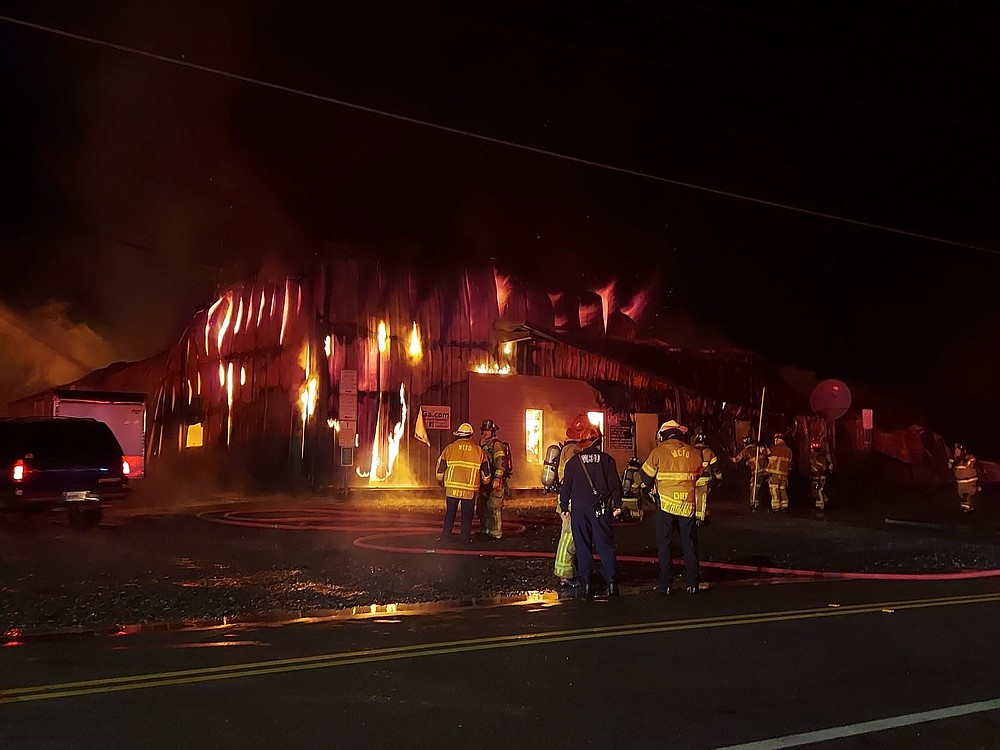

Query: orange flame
left=377, top=320, right=388, bottom=354
left=595, top=280, right=616, bottom=332
left=621, top=282, right=654, bottom=322
left=217, top=294, right=233, bottom=352
left=493, top=267, right=512, bottom=316
left=408, top=322, right=422, bottom=362
left=279, top=280, right=291, bottom=346
left=233, top=294, right=245, bottom=335
left=205, top=297, right=223, bottom=354
left=226, top=362, right=234, bottom=446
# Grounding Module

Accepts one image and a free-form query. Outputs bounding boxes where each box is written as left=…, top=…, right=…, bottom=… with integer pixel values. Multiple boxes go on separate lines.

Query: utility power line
left=1, top=13, right=997, bottom=257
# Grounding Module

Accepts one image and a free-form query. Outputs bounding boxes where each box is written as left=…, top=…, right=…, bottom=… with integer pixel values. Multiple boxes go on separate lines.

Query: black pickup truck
left=0, top=417, right=130, bottom=528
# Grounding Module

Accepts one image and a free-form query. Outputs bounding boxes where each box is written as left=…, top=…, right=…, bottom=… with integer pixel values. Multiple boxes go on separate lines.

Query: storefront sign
left=420, top=405, right=451, bottom=430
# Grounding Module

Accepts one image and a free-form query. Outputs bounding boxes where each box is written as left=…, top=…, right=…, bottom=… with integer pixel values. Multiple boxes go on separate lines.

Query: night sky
left=1, top=3, right=998, bottom=445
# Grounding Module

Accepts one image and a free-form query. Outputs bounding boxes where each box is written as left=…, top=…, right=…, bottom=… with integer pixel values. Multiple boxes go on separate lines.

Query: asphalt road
left=4, top=576, right=1000, bottom=749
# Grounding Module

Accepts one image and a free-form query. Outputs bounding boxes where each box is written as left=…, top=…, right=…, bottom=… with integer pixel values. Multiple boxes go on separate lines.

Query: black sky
left=2, top=2, right=999, bottom=439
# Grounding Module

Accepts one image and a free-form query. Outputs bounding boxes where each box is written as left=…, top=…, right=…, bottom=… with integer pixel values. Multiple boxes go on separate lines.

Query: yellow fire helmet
left=453, top=422, right=475, bottom=437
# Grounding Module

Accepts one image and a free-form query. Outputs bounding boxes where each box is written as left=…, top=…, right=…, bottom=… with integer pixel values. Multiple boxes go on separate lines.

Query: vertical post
left=752, top=386, right=766, bottom=494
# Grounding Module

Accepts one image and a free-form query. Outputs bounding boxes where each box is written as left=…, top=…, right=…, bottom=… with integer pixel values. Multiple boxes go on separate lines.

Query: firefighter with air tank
left=478, top=419, right=510, bottom=539
left=808, top=440, right=833, bottom=512
left=692, top=432, right=722, bottom=526
left=731, top=435, right=767, bottom=511
left=949, top=442, right=980, bottom=513
left=765, top=433, right=793, bottom=513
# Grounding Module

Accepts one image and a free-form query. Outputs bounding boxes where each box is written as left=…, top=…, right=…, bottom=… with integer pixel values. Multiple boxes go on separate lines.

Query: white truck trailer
left=7, top=390, right=147, bottom=478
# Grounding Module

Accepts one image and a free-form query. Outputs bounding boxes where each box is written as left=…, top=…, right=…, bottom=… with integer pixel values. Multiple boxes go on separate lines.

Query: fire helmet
left=656, top=419, right=687, bottom=442
left=774, top=433, right=785, bottom=444
left=743, top=435, right=755, bottom=446
left=480, top=419, right=499, bottom=433
left=955, top=443, right=966, bottom=454
left=566, top=414, right=601, bottom=446
left=809, top=440, right=823, bottom=451
left=693, top=432, right=707, bottom=447
left=453, top=422, right=475, bottom=437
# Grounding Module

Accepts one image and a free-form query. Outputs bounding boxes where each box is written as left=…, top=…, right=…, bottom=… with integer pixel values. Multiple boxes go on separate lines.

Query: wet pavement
left=3, top=483, right=1000, bottom=635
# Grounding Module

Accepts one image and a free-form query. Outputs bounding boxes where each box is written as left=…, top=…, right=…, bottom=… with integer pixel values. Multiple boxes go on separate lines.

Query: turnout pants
left=442, top=496, right=474, bottom=542
left=571, top=506, right=617, bottom=585
left=655, top=510, right=699, bottom=589
left=695, top=480, right=710, bottom=521
left=810, top=475, right=828, bottom=509
left=554, top=513, right=576, bottom=579
left=958, top=480, right=979, bottom=512
left=748, top=473, right=765, bottom=509
left=480, top=491, right=505, bottom=538
left=769, top=476, right=789, bottom=511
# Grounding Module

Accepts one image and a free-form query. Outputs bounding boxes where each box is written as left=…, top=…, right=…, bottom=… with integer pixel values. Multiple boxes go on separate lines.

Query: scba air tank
left=541, top=444, right=563, bottom=490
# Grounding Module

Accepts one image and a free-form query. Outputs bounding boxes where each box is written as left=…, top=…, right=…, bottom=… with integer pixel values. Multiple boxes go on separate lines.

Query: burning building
left=133, top=255, right=819, bottom=490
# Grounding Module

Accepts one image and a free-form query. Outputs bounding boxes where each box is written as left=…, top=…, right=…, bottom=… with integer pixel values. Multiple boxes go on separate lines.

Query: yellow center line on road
left=4, top=590, right=1000, bottom=704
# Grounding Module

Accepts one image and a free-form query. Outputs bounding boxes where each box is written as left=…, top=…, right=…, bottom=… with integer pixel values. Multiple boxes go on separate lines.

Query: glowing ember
left=218, top=363, right=226, bottom=387
left=240, top=366, right=246, bottom=386
left=408, top=322, right=422, bottom=361
left=324, top=335, right=332, bottom=358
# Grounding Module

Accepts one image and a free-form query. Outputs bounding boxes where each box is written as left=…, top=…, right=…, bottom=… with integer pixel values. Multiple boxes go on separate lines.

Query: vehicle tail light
left=122, top=459, right=131, bottom=477
left=12, top=459, right=25, bottom=482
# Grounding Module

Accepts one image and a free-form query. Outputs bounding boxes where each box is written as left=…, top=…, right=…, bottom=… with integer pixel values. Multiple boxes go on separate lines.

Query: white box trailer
left=7, top=390, right=147, bottom=478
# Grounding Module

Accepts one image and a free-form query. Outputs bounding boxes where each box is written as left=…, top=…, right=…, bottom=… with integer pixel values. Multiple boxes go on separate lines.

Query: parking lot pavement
left=4, top=488, right=1000, bottom=635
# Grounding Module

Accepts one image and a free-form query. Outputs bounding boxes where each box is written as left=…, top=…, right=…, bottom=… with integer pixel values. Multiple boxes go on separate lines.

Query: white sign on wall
left=420, top=405, right=451, bottom=430
left=339, top=370, right=358, bottom=421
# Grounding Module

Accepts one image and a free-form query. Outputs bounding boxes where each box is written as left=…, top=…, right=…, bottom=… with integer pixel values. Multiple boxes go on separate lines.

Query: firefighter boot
left=607, top=580, right=620, bottom=598
left=576, top=577, right=593, bottom=600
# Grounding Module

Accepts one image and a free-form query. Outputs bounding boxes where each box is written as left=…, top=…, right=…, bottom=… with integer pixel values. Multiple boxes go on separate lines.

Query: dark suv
left=0, top=417, right=130, bottom=528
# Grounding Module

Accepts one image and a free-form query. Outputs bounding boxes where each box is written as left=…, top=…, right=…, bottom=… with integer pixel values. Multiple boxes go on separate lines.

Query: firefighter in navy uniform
left=478, top=419, right=510, bottom=539
left=765, top=433, right=793, bottom=513
left=692, top=432, right=722, bottom=526
left=732, top=435, right=767, bottom=511
left=808, top=441, right=833, bottom=511
left=948, top=443, right=980, bottom=513
left=436, top=422, right=491, bottom=544
left=640, top=421, right=705, bottom=594
left=558, top=421, right=623, bottom=598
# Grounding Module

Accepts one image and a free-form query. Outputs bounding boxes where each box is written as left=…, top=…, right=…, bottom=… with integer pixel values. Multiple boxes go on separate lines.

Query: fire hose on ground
left=198, top=507, right=1000, bottom=583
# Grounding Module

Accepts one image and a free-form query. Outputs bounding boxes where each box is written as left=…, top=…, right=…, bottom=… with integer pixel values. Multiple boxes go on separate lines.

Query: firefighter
left=435, top=422, right=491, bottom=545
left=948, top=443, right=980, bottom=513
left=640, top=421, right=704, bottom=594
left=559, top=418, right=623, bottom=598
left=731, top=435, right=767, bottom=511
left=553, top=416, right=588, bottom=598
left=478, top=418, right=510, bottom=539
left=808, top=440, right=833, bottom=511
left=766, top=433, right=793, bottom=513
left=692, top=432, right=722, bottom=526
